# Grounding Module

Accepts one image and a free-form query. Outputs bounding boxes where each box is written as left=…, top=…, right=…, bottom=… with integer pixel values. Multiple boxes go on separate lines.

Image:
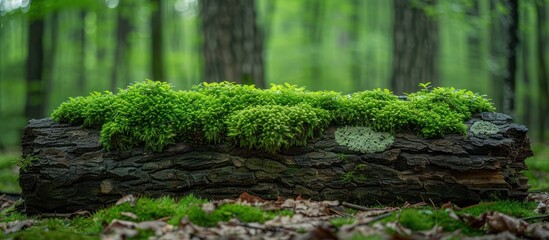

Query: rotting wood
left=19, top=112, right=532, bottom=214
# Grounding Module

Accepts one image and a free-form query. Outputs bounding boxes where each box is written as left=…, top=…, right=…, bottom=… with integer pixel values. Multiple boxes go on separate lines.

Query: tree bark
left=390, top=0, right=439, bottom=95
left=44, top=12, right=59, bottom=112
left=25, top=10, right=46, bottom=120
left=489, top=0, right=507, bottom=111
left=111, top=3, right=133, bottom=92
left=151, top=0, right=165, bottom=82
left=20, top=112, right=532, bottom=214
left=200, top=0, right=265, bottom=88
left=349, top=0, right=363, bottom=91
left=502, top=0, right=518, bottom=118
left=78, top=11, right=87, bottom=94
left=537, top=2, right=548, bottom=142
left=308, top=0, right=324, bottom=87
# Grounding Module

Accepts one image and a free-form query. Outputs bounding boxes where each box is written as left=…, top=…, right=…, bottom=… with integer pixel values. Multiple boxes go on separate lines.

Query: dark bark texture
left=20, top=112, right=532, bottom=214
left=25, top=14, right=46, bottom=119
left=390, top=0, right=439, bottom=95
left=200, top=0, right=265, bottom=88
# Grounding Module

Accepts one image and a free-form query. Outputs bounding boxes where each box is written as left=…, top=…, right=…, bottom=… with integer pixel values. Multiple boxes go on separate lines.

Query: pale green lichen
left=335, top=126, right=394, bottom=154
left=470, top=121, right=499, bottom=137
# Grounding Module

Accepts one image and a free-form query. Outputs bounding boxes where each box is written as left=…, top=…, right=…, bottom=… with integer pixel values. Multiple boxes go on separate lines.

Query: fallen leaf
left=462, top=231, right=517, bottom=240
left=115, top=194, right=137, bottom=207
left=527, top=222, right=549, bottom=239
left=202, top=202, right=216, bottom=214
left=486, top=212, right=528, bottom=235
left=306, top=225, right=338, bottom=240
left=238, top=192, right=266, bottom=203
left=460, top=213, right=488, bottom=229
left=138, top=220, right=173, bottom=236
left=120, top=212, right=138, bottom=220
left=0, top=220, right=36, bottom=234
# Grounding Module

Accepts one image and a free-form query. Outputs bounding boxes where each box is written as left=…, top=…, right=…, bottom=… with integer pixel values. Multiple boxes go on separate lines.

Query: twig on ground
left=342, top=202, right=381, bottom=211
left=521, top=214, right=549, bottom=222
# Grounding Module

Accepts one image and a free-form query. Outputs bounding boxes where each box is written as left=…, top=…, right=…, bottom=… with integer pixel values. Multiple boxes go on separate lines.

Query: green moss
left=469, top=121, right=499, bottom=137
left=459, top=201, right=537, bottom=218
left=51, top=81, right=495, bottom=152
left=187, top=203, right=292, bottom=227
left=335, top=127, right=394, bottom=153
left=330, top=217, right=356, bottom=228
left=92, top=195, right=205, bottom=227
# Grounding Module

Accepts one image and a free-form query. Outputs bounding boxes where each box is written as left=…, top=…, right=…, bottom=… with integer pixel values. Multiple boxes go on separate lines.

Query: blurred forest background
left=0, top=0, right=548, bottom=151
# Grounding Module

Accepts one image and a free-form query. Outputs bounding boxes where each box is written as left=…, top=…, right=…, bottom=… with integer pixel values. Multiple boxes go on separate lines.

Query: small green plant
left=17, top=155, right=37, bottom=172
left=51, top=81, right=496, bottom=152
left=342, top=164, right=367, bottom=183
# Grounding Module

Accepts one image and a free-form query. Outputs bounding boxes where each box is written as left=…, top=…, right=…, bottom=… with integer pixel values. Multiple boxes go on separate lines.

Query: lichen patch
left=335, top=126, right=394, bottom=154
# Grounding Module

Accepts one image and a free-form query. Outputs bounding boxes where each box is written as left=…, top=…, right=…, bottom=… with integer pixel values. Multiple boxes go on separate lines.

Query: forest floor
left=1, top=146, right=549, bottom=240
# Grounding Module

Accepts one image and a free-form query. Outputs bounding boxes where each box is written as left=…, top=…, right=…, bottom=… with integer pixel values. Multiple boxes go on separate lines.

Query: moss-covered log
left=20, top=112, right=532, bottom=214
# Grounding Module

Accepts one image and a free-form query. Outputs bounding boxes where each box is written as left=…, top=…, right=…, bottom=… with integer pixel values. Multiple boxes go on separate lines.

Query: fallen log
left=19, top=112, right=532, bottom=214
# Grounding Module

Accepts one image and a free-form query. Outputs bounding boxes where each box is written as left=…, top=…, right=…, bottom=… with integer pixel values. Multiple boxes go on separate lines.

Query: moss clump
left=51, top=81, right=495, bottom=152
left=469, top=121, right=499, bottom=137
left=335, top=127, right=394, bottom=153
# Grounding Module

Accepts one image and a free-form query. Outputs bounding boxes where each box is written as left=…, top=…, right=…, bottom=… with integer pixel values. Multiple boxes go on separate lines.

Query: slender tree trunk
left=521, top=4, right=531, bottom=129
left=25, top=10, right=46, bottom=119
left=200, top=0, right=265, bottom=88
left=502, top=0, right=518, bottom=117
left=467, top=1, right=481, bottom=77
left=111, top=3, right=132, bottom=92
left=78, top=11, right=87, bottom=94
left=151, top=0, right=165, bottom=82
left=537, top=1, right=548, bottom=142
left=390, top=0, right=439, bottom=95
left=44, top=12, right=59, bottom=114
left=489, top=0, right=507, bottom=111
left=350, top=0, right=362, bottom=91
left=308, top=0, right=324, bottom=87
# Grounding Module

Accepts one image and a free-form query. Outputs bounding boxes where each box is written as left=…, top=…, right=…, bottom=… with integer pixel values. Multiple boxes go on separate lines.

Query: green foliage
left=459, top=201, right=538, bottom=218
left=51, top=81, right=495, bottom=152
left=187, top=203, right=291, bottom=227
left=226, top=104, right=330, bottom=152
left=330, top=217, right=356, bottom=228
left=17, top=155, right=37, bottom=172
left=92, top=195, right=205, bottom=227
left=51, top=91, right=115, bottom=127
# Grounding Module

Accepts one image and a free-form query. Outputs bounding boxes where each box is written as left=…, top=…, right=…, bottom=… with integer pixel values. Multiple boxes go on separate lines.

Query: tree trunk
left=20, top=112, right=532, bottom=214
left=308, top=0, right=324, bottom=87
left=489, top=0, right=507, bottom=111
left=537, top=2, right=548, bottom=142
left=111, top=3, right=133, bottom=92
left=25, top=10, right=46, bottom=120
left=349, top=0, right=362, bottom=91
left=521, top=3, right=531, bottom=132
left=78, top=11, right=87, bottom=94
left=151, top=0, right=165, bottom=82
left=200, top=0, right=265, bottom=88
left=390, top=0, right=439, bottom=95
left=502, top=0, right=519, bottom=118
left=44, top=12, right=59, bottom=112
left=467, top=1, right=482, bottom=77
